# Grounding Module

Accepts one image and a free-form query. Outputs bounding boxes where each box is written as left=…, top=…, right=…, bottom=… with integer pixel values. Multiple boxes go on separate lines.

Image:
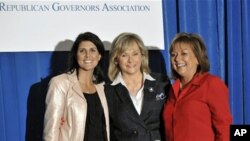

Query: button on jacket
left=43, top=71, right=110, bottom=141
left=163, top=72, right=232, bottom=141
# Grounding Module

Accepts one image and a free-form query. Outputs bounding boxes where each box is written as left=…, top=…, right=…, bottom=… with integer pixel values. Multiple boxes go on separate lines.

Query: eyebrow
left=79, top=46, right=97, bottom=49
left=126, top=49, right=140, bottom=52
left=172, top=48, right=189, bottom=52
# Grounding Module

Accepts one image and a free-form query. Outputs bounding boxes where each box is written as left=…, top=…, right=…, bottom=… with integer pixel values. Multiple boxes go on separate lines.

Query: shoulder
left=149, top=73, right=171, bottom=91
left=202, top=73, right=229, bottom=103
left=147, top=73, right=171, bottom=96
left=103, top=82, right=124, bottom=98
left=202, top=73, right=225, bottom=83
left=104, top=81, right=112, bottom=87
left=200, top=73, right=228, bottom=89
left=150, top=72, right=170, bottom=82
left=50, top=73, right=68, bottom=82
left=46, top=73, right=72, bottom=98
left=104, top=82, right=117, bottom=92
left=49, top=73, right=74, bottom=88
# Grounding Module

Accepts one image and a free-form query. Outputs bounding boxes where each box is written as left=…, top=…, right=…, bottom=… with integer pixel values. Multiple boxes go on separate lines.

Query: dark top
left=83, top=92, right=106, bottom=141
left=104, top=73, right=171, bottom=141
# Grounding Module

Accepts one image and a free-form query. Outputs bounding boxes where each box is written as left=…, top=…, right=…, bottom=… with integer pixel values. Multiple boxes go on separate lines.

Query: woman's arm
left=43, top=78, right=66, bottom=141
left=207, top=77, right=232, bottom=141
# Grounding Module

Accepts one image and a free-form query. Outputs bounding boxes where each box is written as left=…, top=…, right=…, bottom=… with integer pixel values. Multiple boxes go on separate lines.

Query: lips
left=84, top=60, right=92, bottom=63
left=126, top=64, right=137, bottom=68
left=176, top=63, right=186, bottom=67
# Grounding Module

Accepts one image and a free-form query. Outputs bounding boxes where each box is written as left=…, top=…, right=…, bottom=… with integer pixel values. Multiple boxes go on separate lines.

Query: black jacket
left=104, top=73, right=170, bottom=141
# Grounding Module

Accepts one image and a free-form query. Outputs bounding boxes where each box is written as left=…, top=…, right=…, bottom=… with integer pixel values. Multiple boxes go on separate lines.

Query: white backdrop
left=0, top=0, right=164, bottom=52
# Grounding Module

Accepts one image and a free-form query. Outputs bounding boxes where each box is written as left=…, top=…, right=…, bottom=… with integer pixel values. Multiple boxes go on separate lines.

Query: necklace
left=79, top=81, right=96, bottom=94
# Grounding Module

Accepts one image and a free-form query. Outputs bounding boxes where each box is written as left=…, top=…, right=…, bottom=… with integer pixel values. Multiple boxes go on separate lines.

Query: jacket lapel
left=95, top=83, right=110, bottom=140
left=140, top=80, right=156, bottom=120
left=173, top=73, right=204, bottom=101
left=67, top=71, right=85, bottom=99
left=115, top=84, right=139, bottom=116
left=114, top=84, right=147, bottom=128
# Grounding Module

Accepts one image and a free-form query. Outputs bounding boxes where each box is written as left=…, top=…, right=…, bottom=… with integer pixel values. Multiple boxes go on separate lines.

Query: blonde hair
left=108, top=32, right=150, bottom=81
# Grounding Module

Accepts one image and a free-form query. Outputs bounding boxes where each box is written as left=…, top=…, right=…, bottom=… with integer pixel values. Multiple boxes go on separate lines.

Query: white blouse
left=111, top=72, right=155, bottom=115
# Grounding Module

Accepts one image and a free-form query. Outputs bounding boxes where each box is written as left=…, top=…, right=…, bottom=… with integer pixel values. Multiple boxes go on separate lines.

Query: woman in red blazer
left=163, top=32, right=232, bottom=141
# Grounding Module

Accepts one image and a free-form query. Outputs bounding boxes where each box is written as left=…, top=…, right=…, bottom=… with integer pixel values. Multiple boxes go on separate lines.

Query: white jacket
left=43, top=71, right=110, bottom=141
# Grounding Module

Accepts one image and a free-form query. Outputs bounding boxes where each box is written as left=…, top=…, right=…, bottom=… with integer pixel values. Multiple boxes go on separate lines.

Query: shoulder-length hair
left=169, top=32, right=210, bottom=79
left=67, top=32, right=105, bottom=84
left=108, top=32, right=150, bottom=81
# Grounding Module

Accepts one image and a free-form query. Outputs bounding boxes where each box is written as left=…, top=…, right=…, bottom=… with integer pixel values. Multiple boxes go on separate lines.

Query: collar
left=111, top=72, right=155, bottom=86
left=173, top=73, right=202, bottom=87
left=67, top=69, right=78, bottom=83
left=172, top=72, right=208, bottom=95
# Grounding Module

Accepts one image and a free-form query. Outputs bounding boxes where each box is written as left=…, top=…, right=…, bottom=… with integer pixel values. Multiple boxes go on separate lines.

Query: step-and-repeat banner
left=0, top=0, right=164, bottom=52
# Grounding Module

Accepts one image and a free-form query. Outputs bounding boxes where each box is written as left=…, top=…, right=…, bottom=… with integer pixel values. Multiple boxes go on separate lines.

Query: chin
left=128, top=70, right=141, bottom=75
left=80, top=66, right=95, bottom=71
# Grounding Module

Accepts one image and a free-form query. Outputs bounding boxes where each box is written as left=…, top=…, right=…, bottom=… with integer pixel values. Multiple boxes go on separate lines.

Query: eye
left=90, top=48, right=98, bottom=53
left=181, top=52, right=188, bottom=56
left=133, top=52, right=140, bottom=56
left=79, top=48, right=85, bottom=53
left=121, top=53, right=127, bottom=57
left=170, top=53, right=176, bottom=57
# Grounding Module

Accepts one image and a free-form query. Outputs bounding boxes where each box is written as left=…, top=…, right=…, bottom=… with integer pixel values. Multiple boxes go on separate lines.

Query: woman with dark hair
left=43, top=32, right=110, bottom=141
left=163, top=32, right=232, bottom=141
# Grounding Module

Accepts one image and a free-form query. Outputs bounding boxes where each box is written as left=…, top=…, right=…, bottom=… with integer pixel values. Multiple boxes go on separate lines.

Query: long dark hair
left=67, top=32, right=105, bottom=84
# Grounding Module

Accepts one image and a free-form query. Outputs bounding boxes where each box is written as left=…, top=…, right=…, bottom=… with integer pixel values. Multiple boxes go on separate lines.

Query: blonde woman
left=105, top=32, right=171, bottom=141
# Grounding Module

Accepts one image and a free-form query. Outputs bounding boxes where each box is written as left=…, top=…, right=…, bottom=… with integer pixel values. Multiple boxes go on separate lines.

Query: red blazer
left=163, top=72, right=232, bottom=141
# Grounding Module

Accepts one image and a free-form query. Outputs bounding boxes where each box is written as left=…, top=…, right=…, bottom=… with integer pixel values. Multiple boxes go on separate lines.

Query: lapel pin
left=148, top=87, right=154, bottom=92
left=156, top=93, right=166, bottom=100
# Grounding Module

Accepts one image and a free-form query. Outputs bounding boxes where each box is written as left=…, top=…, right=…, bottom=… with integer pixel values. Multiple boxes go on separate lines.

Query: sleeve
left=207, top=77, right=232, bottom=141
left=43, top=77, right=66, bottom=141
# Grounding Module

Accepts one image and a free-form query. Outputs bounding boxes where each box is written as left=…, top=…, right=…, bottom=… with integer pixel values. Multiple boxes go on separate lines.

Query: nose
left=85, top=51, right=90, bottom=58
left=174, top=54, right=181, bottom=61
left=128, top=55, right=133, bottom=63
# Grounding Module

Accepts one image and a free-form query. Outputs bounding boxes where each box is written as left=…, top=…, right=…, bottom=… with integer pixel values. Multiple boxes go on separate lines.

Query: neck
left=122, top=72, right=143, bottom=84
left=179, top=74, right=195, bottom=90
left=122, top=72, right=143, bottom=96
left=77, top=69, right=93, bottom=84
left=77, top=69, right=96, bottom=94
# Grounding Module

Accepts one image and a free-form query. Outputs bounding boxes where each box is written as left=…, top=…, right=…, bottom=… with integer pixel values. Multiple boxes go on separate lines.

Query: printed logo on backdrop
left=0, top=2, right=150, bottom=12
left=0, top=1, right=164, bottom=52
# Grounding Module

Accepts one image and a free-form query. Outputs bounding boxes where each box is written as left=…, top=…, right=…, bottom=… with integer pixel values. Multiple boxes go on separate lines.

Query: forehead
left=79, top=41, right=96, bottom=49
left=120, top=41, right=140, bottom=53
left=172, top=42, right=193, bottom=52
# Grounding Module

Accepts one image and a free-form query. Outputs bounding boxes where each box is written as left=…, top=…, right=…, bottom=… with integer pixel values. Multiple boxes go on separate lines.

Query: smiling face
left=116, top=41, right=142, bottom=76
left=77, top=41, right=101, bottom=71
left=170, top=42, right=199, bottom=81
